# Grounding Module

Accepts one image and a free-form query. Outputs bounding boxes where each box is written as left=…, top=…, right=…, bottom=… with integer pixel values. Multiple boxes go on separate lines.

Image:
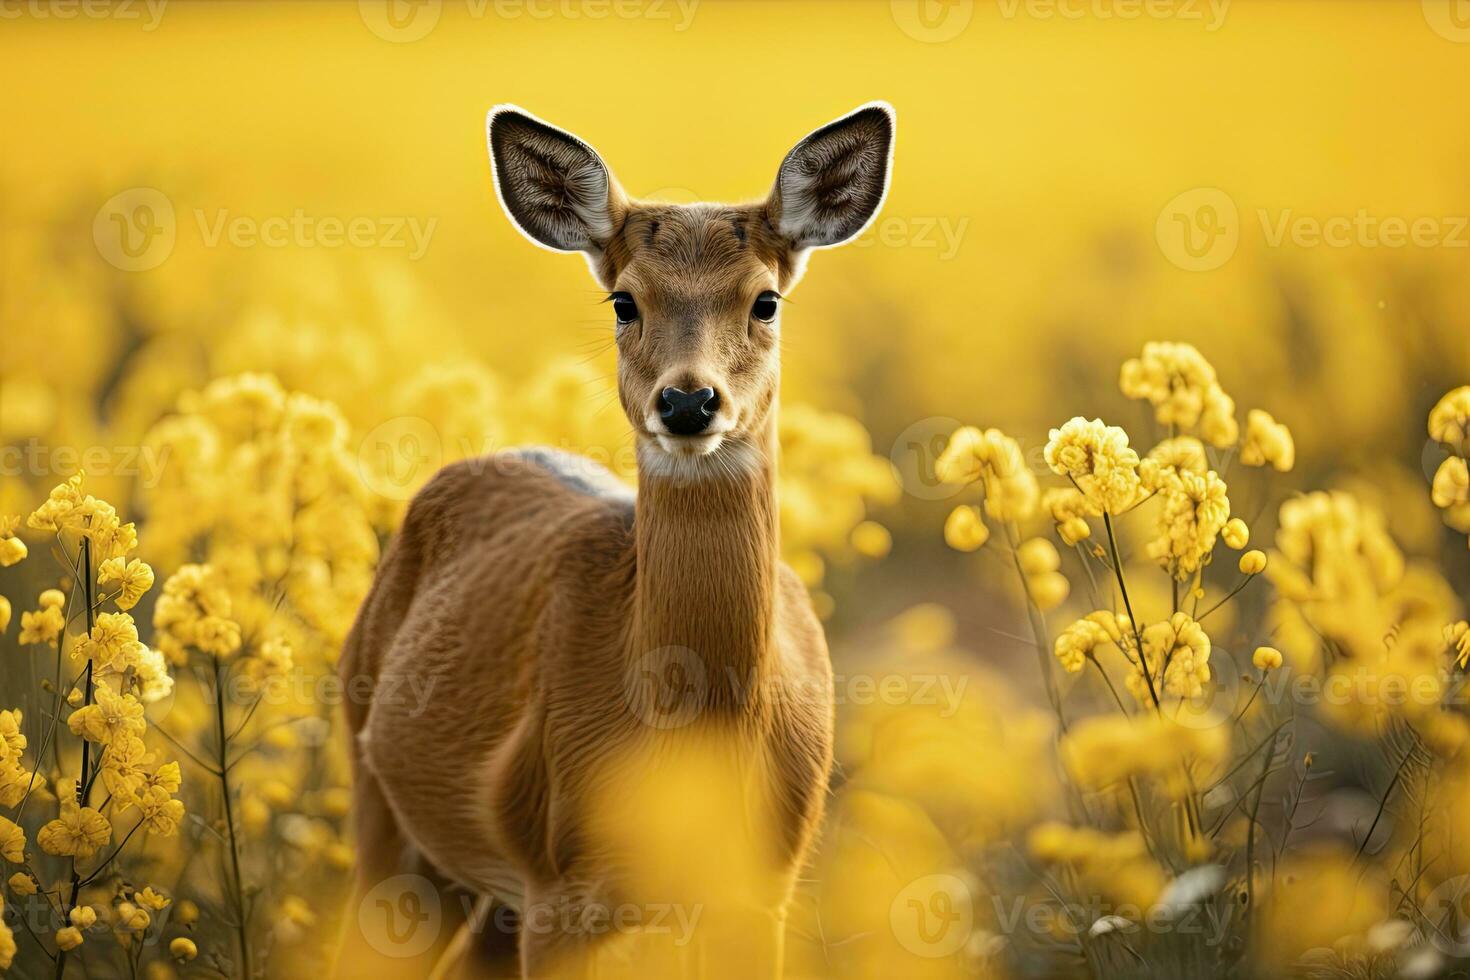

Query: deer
left=336, top=102, right=895, bottom=980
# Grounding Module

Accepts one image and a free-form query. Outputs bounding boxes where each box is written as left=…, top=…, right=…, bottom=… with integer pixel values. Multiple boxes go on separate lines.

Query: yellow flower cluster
left=1054, top=609, right=1213, bottom=703
left=1028, top=822, right=1165, bottom=909
left=26, top=472, right=138, bottom=558
left=1145, top=468, right=1232, bottom=580
left=144, top=374, right=380, bottom=650
left=937, top=426, right=1040, bottom=521
left=1044, top=417, right=1141, bottom=514
left=0, top=709, right=43, bottom=808
left=1017, top=538, right=1069, bottom=611
left=1430, top=386, right=1470, bottom=546
left=1059, top=712, right=1229, bottom=798
left=1119, top=341, right=1238, bottom=446
left=1269, top=490, right=1463, bottom=745
left=777, top=404, right=899, bottom=591
left=1041, top=486, right=1097, bottom=545
left=153, top=563, right=242, bottom=663
left=1240, top=409, right=1295, bottom=471
left=0, top=515, right=26, bottom=567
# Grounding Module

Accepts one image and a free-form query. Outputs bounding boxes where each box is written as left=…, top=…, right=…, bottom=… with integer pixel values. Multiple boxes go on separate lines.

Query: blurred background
left=3, top=2, right=1470, bottom=978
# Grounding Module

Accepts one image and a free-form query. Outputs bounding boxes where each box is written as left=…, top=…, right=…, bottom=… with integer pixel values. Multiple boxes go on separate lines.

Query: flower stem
left=213, top=655, right=252, bottom=979
left=55, top=535, right=97, bottom=980
left=1102, top=511, right=1162, bottom=710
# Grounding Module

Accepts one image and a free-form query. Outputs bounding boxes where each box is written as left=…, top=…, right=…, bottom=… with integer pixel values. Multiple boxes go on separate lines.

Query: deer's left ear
left=768, top=101, right=895, bottom=249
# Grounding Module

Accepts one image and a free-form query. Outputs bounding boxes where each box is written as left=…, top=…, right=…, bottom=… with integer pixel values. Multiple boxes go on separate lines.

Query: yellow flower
left=195, top=615, right=243, bottom=657
left=1018, top=538, right=1060, bottom=575
left=134, top=785, right=186, bottom=836
left=37, top=799, right=111, bottom=859
left=1053, top=612, right=1121, bottom=673
left=1044, top=417, right=1140, bottom=514
left=938, top=426, right=1039, bottom=520
left=1253, top=646, right=1283, bottom=671
left=39, top=589, right=65, bottom=610
left=1138, top=436, right=1209, bottom=492
left=0, top=536, right=25, bottom=568
left=1119, top=341, right=1222, bottom=429
left=55, top=926, right=84, bottom=951
left=1239, top=549, right=1268, bottom=575
left=18, top=605, right=64, bottom=646
left=70, top=905, right=98, bottom=928
left=75, top=612, right=150, bottom=673
left=1028, top=571, right=1070, bottom=611
left=1432, top=456, right=1469, bottom=509
left=935, top=425, right=985, bottom=485
left=1222, top=517, right=1249, bottom=549
left=174, top=899, right=200, bottom=926
left=1447, top=622, right=1470, bottom=670
left=98, top=557, right=155, bottom=611
left=0, top=914, right=12, bottom=970
left=1147, top=470, right=1231, bottom=579
left=0, top=816, right=24, bottom=862
left=1136, top=611, right=1213, bottom=700
left=136, top=887, right=171, bottom=911
left=8, top=871, right=36, bottom=896
left=68, top=685, right=146, bottom=745
left=115, top=901, right=151, bottom=932
left=849, top=521, right=891, bottom=559
left=0, top=596, right=9, bottom=634
left=1240, top=409, right=1295, bottom=471
left=170, top=937, right=198, bottom=961
left=943, top=505, right=989, bottom=552
left=1042, top=487, right=1096, bottom=545
left=1428, top=385, right=1470, bottom=456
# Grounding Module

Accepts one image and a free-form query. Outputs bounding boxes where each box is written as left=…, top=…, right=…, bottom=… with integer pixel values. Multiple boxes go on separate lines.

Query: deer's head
left=487, top=103, right=894, bottom=472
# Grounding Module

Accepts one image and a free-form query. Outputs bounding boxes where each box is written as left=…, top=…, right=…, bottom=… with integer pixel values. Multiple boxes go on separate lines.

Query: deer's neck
left=631, top=427, right=779, bottom=704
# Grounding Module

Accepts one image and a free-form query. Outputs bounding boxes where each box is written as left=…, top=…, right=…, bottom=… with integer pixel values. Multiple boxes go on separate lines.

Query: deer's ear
left=487, top=105, right=623, bottom=253
left=768, top=102, right=895, bottom=249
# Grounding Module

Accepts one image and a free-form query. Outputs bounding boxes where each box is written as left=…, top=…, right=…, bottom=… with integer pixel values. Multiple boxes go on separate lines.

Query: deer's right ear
left=487, top=105, right=623, bottom=253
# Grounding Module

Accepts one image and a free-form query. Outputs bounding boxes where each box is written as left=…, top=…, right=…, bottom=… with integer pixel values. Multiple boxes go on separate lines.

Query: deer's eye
left=611, top=292, right=639, bottom=325
left=751, top=291, right=780, bottom=323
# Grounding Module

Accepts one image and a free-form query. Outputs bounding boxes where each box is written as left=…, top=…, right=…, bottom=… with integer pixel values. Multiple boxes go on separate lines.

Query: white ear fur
left=486, top=104, right=618, bottom=254
left=772, top=101, right=895, bottom=250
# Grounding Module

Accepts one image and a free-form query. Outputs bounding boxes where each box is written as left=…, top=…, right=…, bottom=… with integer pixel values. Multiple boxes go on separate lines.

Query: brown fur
left=338, top=105, right=892, bottom=979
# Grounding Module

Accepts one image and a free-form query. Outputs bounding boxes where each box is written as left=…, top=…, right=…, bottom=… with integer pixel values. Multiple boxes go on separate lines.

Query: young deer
left=338, top=103, right=894, bottom=979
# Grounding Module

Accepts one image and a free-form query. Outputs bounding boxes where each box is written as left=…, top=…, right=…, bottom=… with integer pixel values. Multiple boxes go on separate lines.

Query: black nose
left=658, top=386, right=719, bottom=436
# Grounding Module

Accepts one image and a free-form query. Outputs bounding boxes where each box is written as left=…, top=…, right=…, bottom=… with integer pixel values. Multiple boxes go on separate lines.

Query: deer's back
left=345, top=449, right=636, bottom=892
